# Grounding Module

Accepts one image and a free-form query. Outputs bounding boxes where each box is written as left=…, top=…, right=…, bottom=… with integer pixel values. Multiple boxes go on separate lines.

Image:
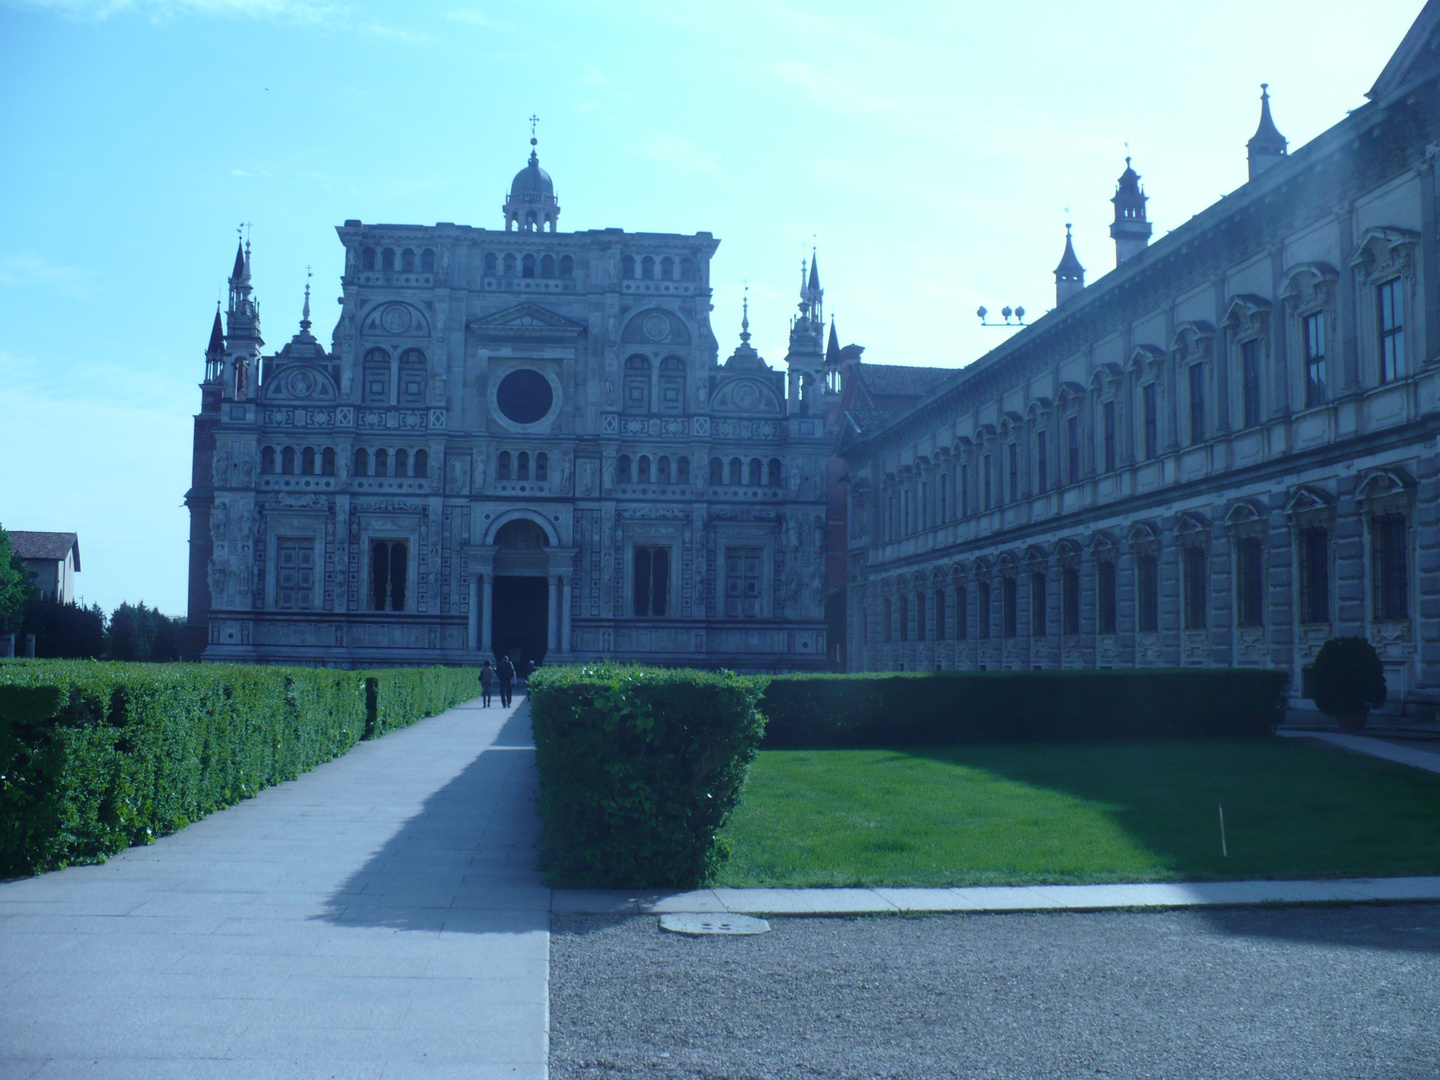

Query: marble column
left=479, top=574, right=492, bottom=653
left=468, top=577, right=480, bottom=650
left=560, top=574, right=573, bottom=653
left=547, top=575, right=560, bottom=653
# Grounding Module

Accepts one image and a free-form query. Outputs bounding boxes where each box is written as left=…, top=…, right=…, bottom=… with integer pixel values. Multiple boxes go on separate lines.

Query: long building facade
left=839, top=5, right=1440, bottom=717
left=184, top=142, right=830, bottom=669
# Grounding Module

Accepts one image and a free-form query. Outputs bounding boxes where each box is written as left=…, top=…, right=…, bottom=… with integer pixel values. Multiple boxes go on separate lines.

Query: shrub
left=0, top=660, right=479, bottom=876
left=759, top=669, right=1288, bottom=749
left=529, top=665, right=766, bottom=889
left=1310, top=637, right=1386, bottom=731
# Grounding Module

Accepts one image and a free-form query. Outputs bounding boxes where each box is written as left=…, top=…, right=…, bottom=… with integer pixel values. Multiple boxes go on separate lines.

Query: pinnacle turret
left=1247, top=84, right=1288, bottom=180
left=1054, top=224, right=1085, bottom=305
left=1110, top=155, right=1152, bottom=266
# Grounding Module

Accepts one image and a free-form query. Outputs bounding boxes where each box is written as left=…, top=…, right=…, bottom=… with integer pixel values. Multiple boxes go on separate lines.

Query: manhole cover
left=659, top=913, right=770, bottom=936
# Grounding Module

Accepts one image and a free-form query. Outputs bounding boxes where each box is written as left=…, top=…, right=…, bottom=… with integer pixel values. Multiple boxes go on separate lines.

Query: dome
left=509, top=150, right=554, bottom=201
left=503, top=140, right=560, bottom=232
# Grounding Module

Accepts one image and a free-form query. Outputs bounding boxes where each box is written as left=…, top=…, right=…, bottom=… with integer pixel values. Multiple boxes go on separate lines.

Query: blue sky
left=0, top=0, right=1424, bottom=616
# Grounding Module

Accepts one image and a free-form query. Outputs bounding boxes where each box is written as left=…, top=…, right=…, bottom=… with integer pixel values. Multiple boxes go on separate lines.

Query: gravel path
left=550, top=904, right=1440, bottom=1080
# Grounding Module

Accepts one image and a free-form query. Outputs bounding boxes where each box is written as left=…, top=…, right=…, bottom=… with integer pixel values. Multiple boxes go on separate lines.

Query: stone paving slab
left=1279, top=728, right=1440, bottom=772
left=0, top=697, right=547, bottom=1080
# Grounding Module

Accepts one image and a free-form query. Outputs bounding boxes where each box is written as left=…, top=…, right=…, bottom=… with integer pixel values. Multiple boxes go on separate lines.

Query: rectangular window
left=983, top=455, right=993, bottom=509
left=1008, top=444, right=1019, bottom=503
left=898, top=593, right=909, bottom=643
left=1030, top=572, right=1046, bottom=638
left=1372, top=514, right=1409, bottom=621
left=1183, top=546, right=1207, bottom=630
left=921, top=482, right=930, bottom=531
left=1302, top=314, right=1326, bottom=407
left=724, top=546, right=763, bottom=619
left=1103, top=400, right=1117, bottom=472
left=960, top=467, right=970, bottom=519
left=977, top=581, right=991, bottom=640
left=935, top=589, right=946, bottom=641
left=1097, top=561, right=1117, bottom=635
left=276, top=537, right=315, bottom=611
left=1137, top=555, right=1159, bottom=633
left=915, top=591, right=927, bottom=641
left=1242, top=338, right=1263, bottom=426
left=883, top=597, right=893, bottom=643
left=939, top=478, right=947, bottom=523
left=1298, top=527, right=1330, bottom=625
left=1236, top=536, right=1264, bottom=628
left=370, top=539, right=407, bottom=612
left=956, top=585, right=968, bottom=640
left=1143, top=383, right=1158, bottom=459
left=1378, top=279, right=1405, bottom=383
left=632, top=546, right=670, bottom=617
left=1062, top=566, right=1080, bottom=636
left=1188, top=363, right=1205, bottom=445
left=1067, top=415, right=1080, bottom=483
left=1002, top=577, right=1018, bottom=638
left=1035, top=432, right=1047, bottom=491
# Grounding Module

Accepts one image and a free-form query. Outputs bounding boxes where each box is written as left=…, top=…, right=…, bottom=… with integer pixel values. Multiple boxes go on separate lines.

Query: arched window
left=261, top=446, right=276, bottom=474
left=559, top=255, right=574, bottom=278
left=618, top=455, right=633, bottom=484
left=412, top=448, right=427, bottom=478
left=657, top=456, right=671, bottom=484
left=363, top=347, right=390, bottom=404
left=680, top=257, right=695, bottom=281
left=353, top=448, right=368, bottom=476
left=535, top=452, right=548, bottom=482
left=484, top=252, right=497, bottom=276
left=710, top=457, right=723, bottom=486
left=361, top=247, right=376, bottom=271
left=301, top=447, right=316, bottom=475
left=522, top=254, right=536, bottom=279
left=497, top=451, right=511, bottom=481
left=420, top=249, right=435, bottom=273
left=503, top=253, right=516, bottom=276
left=395, top=449, right=409, bottom=477
left=638, top=455, right=651, bottom=483
left=659, top=356, right=685, bottom=414
left=768, top=458, right=782, bottom=486
left=540, top=254, right=555, bottom=278
left=623, top=355, right=651, bottom=413
left=677, top=456, right=690, bottom=485
left=321, top=447, right=335, bottom=476
left=729, top=457, right=742, bottom=485
left=398, top=348, right=426, bottom=405
left=382, top=248, right=395, bottom=272
left=641, top=255, right=654, bottom=280
left=622, top=254, right=635, bottom=279
left=660, top=256, right=674, bottom=280
left=517, top=451, right=530, bottom=480
left=374, top=449, right=389, bottom=477
left=401, top=248, right=416, bottom=272
left=748, top=458, right=762, bottom=486
left=281, top=447, right=296, bottom=475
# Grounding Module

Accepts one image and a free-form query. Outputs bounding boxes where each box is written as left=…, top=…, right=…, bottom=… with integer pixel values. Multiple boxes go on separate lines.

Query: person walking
left=478, top=660, right=495, bottom=708
left=497, top=655, right=515, bottom=708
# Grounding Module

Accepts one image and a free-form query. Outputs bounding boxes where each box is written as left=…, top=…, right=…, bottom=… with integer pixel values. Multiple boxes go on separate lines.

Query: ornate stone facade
left=184, top=146, right=829, bottom=670
left=839, top=8, right=1440, bottom=717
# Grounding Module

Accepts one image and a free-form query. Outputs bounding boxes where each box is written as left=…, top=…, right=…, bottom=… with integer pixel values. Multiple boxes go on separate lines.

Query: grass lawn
left=716, top=739, right=1440, bottom=887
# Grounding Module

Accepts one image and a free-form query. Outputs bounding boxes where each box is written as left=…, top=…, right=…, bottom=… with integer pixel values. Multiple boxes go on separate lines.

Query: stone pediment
left=469, top=303, right=586, bottom=338
left=710, top=374, right=784, bottom=415
left=261, top=364, right=338, bottom=403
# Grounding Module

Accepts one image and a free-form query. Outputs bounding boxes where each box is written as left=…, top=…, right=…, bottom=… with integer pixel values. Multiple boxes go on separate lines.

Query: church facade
left=837, top=5, right=1440, bottom=718
left=184, top=139, right=830, bottom=670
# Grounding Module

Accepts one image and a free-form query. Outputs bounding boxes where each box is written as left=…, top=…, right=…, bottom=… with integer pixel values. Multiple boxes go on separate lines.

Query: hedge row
left=528, top=664, right=766, bottom=889
left=759, top=669, right=1289, bottom=748
left=0, top=660, right=480, bottom=876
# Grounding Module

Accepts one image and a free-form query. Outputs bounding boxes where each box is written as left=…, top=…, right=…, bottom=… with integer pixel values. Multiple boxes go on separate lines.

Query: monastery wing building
left=839, top=2, right=1440, bottom=719
left=184, top=138, right=830, bottom=670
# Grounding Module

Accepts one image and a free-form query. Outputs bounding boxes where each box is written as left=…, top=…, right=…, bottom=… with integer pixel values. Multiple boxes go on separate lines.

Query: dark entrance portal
left=492, top=576, right=547, bottom=666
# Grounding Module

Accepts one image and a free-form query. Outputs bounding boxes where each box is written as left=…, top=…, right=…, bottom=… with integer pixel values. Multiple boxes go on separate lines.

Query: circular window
left=495, top=369, right=554, bottom=424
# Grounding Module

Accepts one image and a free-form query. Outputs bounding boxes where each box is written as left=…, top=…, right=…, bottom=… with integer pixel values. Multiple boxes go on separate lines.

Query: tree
left=106, top=602, right=186, bottom=662
left=22, top=596, right=106, bottom=658
left=0, top=523, right=37, bottom=634
left=1310, top=636, right=1387, bottom=732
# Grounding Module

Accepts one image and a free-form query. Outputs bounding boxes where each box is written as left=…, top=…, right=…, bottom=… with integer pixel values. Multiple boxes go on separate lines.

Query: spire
left=740, top=287, right=751, bottom=345
left=230, top=238, right=246, bottom=282
left=725, top=287, right=766, bottom=369
left=206, top=306, right=225, bottom=357
left=808, top=251, right=820, bottom=294
left=1054, top=223, right=1086, bottom=305
left=299, top=268, right=312, bottom=333
left=1247, top=83, right=1288, bottom=180
left=1110, top=154, right=1152, bottom=266
left=825, top=316, right=840, bottom=365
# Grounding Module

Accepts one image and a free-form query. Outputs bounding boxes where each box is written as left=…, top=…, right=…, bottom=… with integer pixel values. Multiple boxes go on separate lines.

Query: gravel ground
left=550, top=904, right=1440, bottom=1080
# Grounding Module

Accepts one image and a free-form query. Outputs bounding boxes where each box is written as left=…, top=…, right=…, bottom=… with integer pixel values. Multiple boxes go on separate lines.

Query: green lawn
left=716, top=739, right=1440, bottom=887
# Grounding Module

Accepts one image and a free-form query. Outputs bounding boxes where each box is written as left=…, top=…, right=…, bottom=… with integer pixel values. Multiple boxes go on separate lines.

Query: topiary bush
left=1309, top=637, right=1387, bottom=732
left=528, top=664, right=766, bottom=889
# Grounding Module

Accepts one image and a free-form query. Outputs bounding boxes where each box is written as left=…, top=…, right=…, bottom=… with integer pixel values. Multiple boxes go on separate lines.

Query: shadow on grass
left=317, top=699, right=547, bottom=936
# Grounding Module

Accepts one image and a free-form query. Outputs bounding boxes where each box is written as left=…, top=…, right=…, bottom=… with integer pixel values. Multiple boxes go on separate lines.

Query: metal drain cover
left=659, top=912, right=770, bottom=936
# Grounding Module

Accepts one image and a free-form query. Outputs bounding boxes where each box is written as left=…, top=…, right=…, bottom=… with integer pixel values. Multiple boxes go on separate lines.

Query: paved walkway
left=1278, top=727, right=1440, bottom=772
left=0, top=698, right=547, bottom=1080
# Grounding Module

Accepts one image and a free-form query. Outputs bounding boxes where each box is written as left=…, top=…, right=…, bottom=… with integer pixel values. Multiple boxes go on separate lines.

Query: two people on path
left=479, top=655, right=536, bottom=709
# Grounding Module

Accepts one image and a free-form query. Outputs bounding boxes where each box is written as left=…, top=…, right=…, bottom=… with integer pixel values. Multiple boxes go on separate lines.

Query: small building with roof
left=9, top=531, right=81, bottom=604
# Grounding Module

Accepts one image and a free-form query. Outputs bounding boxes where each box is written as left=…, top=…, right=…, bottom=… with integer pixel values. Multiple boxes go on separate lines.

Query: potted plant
left=1310, top=636, right=1387, bottom=733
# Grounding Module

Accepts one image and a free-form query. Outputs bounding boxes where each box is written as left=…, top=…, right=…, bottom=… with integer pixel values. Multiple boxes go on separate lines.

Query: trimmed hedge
left=528, top=664, right=766, bottom=889
left=759, top=669, right=1289, bottom=749
left=0, top=660, right=480, bottom=876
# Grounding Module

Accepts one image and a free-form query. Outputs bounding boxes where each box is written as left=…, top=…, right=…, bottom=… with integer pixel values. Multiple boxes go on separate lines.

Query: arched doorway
left=492, top=518, right=549, bottom=665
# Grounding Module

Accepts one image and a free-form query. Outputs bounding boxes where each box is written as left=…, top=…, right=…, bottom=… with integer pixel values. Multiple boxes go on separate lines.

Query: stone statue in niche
left=560, top=456, right=573, bottom=493
left=345, top=247, right=358, bottom=276
left=211, top=503, right=229, bottom=543
left=604, top=379, right=616, bottom=406
left=211, top=445, right=230, bottom=485
left=472, top=455, right=487, bottom=491
left=439, top=248, right=450, bottom=280
left=578, top=459, right=594, bottom=496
